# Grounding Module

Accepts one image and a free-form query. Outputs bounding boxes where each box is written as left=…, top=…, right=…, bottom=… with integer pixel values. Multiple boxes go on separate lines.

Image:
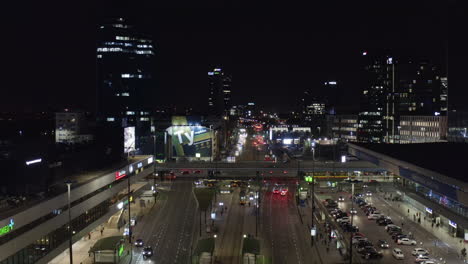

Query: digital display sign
left=167, top=116, right=212, bottom=157
left=115, top=170, right=127, bottom=180
left=124, top=127, right=135, bottom=153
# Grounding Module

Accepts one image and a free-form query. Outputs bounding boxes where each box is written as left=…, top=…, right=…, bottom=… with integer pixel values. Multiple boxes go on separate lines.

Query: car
left=349, top=208, right=357, bottom=214
left=387, top=226, right=402, bottom=233
left=357, top=246, right=375, bottom=254
left=355, top=240, right=373, bottom=249
left=337, top=217, right=350, bottom=223
left=377, top=239, right=389, bottom=248
left=273, top=187, right=280, bottom=194
left=280, top=187, right=288, bottom=196
left=338, top=196, right=345, bottom=201
left=182, top=170, right=190, bottom=175
left=363, top=250, right=383, bottom=259
left=342, top=223, right=359, bottom=232
left=392, top=248, right=405, bottom=259
left=386, top=224, right=400, bottom=231
left=143, top=246, right=153, bottom=258
left=134, top=238, right=144, bottom=247
left=412, top=248, right=429, bottom=256
left=194, top=170, right=202, bottom=174
left=352, top=236, right=368, bottom=244
left=397, top=238, right=417, bottom=245
left=415, top=256, right=431, bottom=263
left=368, top=213, right=383, bottom=220
left=421, top=260, right=436, bottom=264
left=378, top=218, right=393, bottom=226
left=366, top=191, right=372, bottom=196
left=394, top=234, right=408, bottom=242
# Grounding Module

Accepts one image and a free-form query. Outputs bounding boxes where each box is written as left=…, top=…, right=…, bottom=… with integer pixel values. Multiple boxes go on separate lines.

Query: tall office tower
left=96, top=17, right=155, bottom=154
left=358, top=52, right=396, bottom=143
left=398, top=61, right=444, bottom=116
left=323, top=81, right=339, bottom=114
left=439, top=76, right=448, bottom=114
left=208, top=68, right=232, bottom=116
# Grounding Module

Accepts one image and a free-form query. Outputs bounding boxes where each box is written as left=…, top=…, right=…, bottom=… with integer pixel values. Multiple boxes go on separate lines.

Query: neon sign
left=115, top=170, right=127, bottom=180
left=0, top=219, right=14, bottom=236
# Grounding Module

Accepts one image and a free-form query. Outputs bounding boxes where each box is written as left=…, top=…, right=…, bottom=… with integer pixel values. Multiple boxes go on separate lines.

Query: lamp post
left=65, top=180, right=73, bottom=264
left=125, top=147, right=134, bottom=260
left=311, top=149, right=315, bottom=247
left=345, top=178, right=360, bottom=264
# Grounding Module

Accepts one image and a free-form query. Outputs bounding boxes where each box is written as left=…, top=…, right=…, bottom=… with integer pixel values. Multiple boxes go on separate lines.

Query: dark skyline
left=2, top=1, right=466, bottom=113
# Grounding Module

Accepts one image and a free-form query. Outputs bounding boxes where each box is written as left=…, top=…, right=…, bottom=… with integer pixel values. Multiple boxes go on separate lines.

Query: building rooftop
left=355, top=143, right=468, bottom=182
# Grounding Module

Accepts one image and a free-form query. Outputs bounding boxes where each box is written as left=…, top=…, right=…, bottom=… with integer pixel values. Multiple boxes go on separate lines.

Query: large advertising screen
left=167, top=116, right=212, bottom=157
left=124, top=126, right=136, bottom=153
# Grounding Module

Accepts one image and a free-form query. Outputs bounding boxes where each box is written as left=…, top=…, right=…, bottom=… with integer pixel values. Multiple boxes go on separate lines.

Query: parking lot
left=318, top=186, right=463, bottom=264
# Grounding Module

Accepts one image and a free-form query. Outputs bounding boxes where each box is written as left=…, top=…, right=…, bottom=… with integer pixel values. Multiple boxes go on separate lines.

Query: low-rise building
left=398, top=115, right=447, bottom=143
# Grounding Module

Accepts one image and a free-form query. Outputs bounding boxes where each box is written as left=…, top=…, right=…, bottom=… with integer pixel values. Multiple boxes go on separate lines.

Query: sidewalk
left=49, top=182, right=157, bottom=264
left=299, top=198, right=347, bottom=264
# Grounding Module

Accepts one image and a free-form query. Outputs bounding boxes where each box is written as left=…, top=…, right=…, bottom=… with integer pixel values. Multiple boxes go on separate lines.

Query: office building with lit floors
left=0, top=156, right=154, bottom=264
left=398, top=115, right=447, bottom=143
left=96, top=17, right=155, bottom=154
left=208, top=68, right=232, bottom=117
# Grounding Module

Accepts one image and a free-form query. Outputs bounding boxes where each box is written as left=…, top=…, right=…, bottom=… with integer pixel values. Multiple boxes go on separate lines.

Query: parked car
left=392, top=248, right=405, bottom=259
left=415, top=256, right=432, bottom=263
left=363, top=250, right=383, bottom=260
left=412, top=248, right=429, bottom=256
left=397, top=238, right=417, bottom=245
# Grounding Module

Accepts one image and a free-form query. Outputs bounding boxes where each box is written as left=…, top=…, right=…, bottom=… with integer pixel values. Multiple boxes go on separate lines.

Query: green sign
left=118, top=244, right=124, bottom=256
left=305, top=176, right=314, bottom=183
left=0, top=219, right=14, bottom=236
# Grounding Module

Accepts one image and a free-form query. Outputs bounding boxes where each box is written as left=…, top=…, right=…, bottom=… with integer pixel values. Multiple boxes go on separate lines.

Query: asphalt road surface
left=262, top=183, right=314, bottom=264
left=131, top=180, right=196, bottom=264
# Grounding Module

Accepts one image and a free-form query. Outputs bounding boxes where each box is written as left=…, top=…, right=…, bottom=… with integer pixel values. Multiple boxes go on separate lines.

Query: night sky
left=2, top=1, right=466, bottom=113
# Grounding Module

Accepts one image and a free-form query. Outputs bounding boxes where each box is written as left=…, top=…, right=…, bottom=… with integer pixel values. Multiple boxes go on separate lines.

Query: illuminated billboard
left=124, top=127, right=135, bottom=153
left=167, top=116, right=212, bottom=157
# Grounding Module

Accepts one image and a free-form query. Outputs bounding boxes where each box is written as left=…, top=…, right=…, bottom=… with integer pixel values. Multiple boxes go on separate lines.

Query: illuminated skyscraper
left=96, top=17, right=155, bottom=154
left=208, top=68, right=232, bottom=116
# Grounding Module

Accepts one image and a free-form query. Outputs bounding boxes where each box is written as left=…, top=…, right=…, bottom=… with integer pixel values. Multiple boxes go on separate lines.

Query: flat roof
left=0, top=156, right=150, bottom=220
left=355, top=143, right=468, bottom=182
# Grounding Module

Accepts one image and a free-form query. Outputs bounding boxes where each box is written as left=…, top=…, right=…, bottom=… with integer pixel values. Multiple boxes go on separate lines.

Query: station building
left=0, top=156, right=154, bottom=264
left=348, top=143, right=468, bottom=240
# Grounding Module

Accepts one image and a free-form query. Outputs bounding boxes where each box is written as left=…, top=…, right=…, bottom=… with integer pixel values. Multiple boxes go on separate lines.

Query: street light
left=125, top=147, right=135, bottom=260
left=65, top=180, right=74, bottom=264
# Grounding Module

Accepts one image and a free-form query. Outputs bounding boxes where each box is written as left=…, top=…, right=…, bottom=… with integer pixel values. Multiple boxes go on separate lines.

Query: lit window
left=126, top=111, right=135, bottom=115
left=140, top=117, right=150, bottom=121
left=121, top=92, right=129, bottom=96
left=107, top=117, right=115, bottom=122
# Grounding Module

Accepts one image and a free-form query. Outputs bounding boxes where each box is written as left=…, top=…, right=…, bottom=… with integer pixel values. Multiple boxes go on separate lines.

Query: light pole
left=349, top=181, right=354, bottom=264
left=125, top=148, right=134, bottom=260
left=311, top=149, right=316, bottom=247
left=65, top=180, right=73, bottom=264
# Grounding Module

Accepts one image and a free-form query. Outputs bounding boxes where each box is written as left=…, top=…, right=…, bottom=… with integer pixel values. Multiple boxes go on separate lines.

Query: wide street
left=131, top=180, right=197, bottom=264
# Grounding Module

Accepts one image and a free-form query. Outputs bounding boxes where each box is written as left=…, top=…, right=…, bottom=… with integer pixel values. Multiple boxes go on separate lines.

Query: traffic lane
left=134, top=181, right=195, bottom=264
left=216, top=189, right=244, bottom=264
left=267, top=185, right=303, bottom=264
left=286, top=185, right=311, bottom=264
left=327, top=191, right=439, bottom=264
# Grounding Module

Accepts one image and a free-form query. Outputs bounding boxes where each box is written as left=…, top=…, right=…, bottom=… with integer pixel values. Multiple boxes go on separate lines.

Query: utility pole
left=349, top=181, right=355, bottom=264
left=126, top=149, right=133, bottom=261
left=65, top=180, right=73, bottom=264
